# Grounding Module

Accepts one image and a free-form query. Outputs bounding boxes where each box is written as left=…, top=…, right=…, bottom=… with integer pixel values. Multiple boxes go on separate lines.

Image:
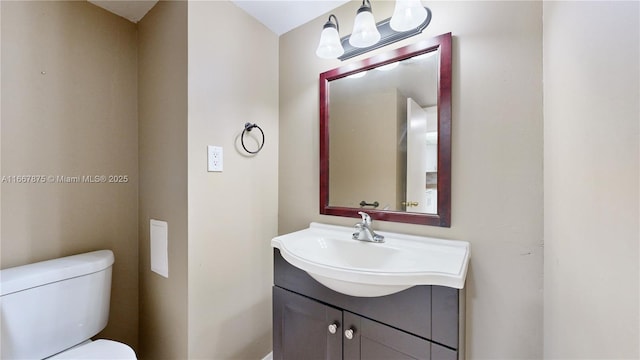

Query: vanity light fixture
left=390, top=0, right=429, bottom=32
left=346, top=71, right=367, bottom=79
left=374, top=62, right=399, bottom=71
left=315, top=0, right=432, bottom=61
left=349, top=0, right=381, bottom=48
left=316, top=15, right=344, bottom=59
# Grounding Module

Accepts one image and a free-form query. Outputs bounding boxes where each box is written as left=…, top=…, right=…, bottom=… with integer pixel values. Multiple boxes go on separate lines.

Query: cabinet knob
left=344, top=329, right=354, bottom=340
left=328, top=323, right=338, bottom=334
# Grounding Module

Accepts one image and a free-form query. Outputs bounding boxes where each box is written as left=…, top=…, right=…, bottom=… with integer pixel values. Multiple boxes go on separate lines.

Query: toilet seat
left=49, top=339, right=136, bottom=359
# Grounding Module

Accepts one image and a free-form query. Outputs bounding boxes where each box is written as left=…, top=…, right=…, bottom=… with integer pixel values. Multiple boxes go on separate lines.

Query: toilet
left=0, top=250, right=136, bottom=359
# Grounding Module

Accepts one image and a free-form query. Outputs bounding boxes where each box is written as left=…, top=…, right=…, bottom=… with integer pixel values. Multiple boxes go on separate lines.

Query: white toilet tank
left=0, top=250, right=116, bottom=359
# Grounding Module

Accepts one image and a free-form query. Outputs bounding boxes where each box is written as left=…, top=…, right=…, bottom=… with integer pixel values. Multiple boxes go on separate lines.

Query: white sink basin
left=271, top=222, right=471, bottom=297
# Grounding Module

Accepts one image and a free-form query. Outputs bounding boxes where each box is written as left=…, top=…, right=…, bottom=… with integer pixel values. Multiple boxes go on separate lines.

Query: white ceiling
left=88, top=0, right=158, bottom=23
left=88, top=0, right=349, bottom=35
left=230, top=0, right=350, bottom=35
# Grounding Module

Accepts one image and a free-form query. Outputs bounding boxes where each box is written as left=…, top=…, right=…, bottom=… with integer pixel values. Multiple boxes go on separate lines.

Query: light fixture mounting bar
left=338, top=7, right=432, bottom=61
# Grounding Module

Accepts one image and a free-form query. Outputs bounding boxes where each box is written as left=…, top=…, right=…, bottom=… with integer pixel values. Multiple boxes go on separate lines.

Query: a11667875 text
left=1, top=175, right=129, bottom=184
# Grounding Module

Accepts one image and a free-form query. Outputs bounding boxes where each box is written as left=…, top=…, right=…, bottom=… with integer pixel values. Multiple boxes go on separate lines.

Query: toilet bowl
left=49, top=340, right=136, bottom=359
left=0, top=250, right=136, bottom=359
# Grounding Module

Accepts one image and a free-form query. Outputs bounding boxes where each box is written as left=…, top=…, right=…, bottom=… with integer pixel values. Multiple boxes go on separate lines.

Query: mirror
left=320, top=32, right=451, bottom=226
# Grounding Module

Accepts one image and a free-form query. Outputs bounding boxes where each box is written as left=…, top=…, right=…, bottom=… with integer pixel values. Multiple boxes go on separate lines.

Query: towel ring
left=241, top=122, right=264, bottom=154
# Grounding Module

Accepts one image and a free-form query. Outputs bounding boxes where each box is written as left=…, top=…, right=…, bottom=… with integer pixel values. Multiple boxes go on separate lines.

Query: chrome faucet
left=353, top=212, right=385, bottom=243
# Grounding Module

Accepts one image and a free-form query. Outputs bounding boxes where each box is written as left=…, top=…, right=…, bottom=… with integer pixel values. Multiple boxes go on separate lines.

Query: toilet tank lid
left=0, top=250, right=114, bottom=296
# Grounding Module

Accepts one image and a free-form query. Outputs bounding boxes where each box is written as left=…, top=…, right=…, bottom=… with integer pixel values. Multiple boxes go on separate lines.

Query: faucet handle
left=358, top=211, right=372, bottom=225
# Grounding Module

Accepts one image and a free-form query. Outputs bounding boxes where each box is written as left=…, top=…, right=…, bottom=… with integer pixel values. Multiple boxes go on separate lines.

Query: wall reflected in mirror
left=328, top=49, right=439, bottom=214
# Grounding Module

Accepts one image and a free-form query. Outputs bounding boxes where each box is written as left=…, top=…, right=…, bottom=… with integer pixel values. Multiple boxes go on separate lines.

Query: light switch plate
left=208, top=145, right=223, bottom=172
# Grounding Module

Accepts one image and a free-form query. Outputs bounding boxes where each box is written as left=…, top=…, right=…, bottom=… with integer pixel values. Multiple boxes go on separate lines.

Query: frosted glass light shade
left=349, top=10, right=380, bottom=48
left=316, top=26, right=344, bottom=59
left=390, top=0, right=428, bottom=32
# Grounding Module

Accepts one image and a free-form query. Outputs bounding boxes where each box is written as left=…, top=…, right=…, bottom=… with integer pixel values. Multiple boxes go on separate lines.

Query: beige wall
left=543, top=1, right=639, bottom=358
left=279, top=1, right=543, bottom=358
left=138, top=1, right=188, bottom=359
left=1, top=0, right=139, bottom=348
left=187, top=1, right=278, bottom=359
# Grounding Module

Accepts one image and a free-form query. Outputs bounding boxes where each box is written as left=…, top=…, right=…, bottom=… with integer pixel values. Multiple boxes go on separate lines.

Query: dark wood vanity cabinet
left=273, top=250, right=461, bottom=360
left=273, top=287, right=341, bottom=359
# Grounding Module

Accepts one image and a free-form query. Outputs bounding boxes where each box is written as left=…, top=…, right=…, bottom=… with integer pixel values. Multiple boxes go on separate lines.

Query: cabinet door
left=343, top=312, right=431, bottom=360
left=431, top=343, right=457, bottom=360
left=273, top=287, right=342, bottom=360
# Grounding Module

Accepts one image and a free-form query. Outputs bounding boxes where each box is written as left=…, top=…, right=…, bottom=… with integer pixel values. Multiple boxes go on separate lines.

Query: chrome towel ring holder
left=241, top=122, right=265, bottom=154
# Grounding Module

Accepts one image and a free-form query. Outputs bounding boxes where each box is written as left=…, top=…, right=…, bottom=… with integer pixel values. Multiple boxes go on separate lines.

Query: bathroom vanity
left=274, top=32, right=461, bottom=359
left=271, top=223, right=470, bottom=359
left=273, top=250, right=461, bottom=359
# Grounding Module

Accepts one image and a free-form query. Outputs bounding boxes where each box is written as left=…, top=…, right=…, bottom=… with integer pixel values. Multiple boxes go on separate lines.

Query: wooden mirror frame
left=320, top=32, right=451, bottom=226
